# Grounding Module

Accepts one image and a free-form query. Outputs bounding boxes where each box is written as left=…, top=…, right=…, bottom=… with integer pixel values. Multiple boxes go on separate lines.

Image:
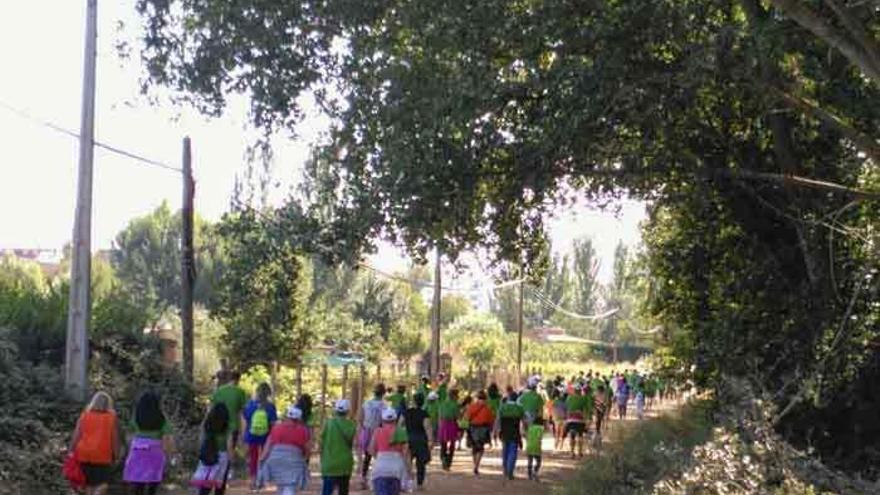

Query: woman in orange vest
left=69, top=391, right=122, bottom=495
left=464, top=390, right=495, bottom=476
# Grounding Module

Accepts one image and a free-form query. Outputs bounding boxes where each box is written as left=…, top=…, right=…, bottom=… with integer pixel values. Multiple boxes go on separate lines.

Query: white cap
left=427, top=391, right=439, bottom=401
left=381, top=407, right=398, bottom=422
left=527, top=375, right=540, bottom=388
left=287, top=405, right=303, bottom=420
left=334, top=399, right=351, bottom=413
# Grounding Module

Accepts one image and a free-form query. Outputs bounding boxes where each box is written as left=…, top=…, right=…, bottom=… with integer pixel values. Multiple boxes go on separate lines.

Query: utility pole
left=430, top=248, right=442, bottom=377
left=180, top=137, right=195, bottom=383
left=516, top=276, right=524, bottom=384
left=65, top=0, right=98, bottom=402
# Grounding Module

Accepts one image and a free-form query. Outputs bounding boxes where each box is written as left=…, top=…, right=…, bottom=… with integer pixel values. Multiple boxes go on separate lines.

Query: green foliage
left=134, top=0, right=880, bottom=475
left=387, top=322, right=426, bottom=367
left=446, top=313, right=509, bottom=370
left=439, top=294, right=472, bottom=328
left=561, top=400, right=714, bottom=495
left=112, top=201, right=227, bottom=320
left=212, top=210, right=313, bottom=368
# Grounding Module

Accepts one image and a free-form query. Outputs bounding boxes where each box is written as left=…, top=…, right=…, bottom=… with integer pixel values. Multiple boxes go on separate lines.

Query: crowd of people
left=65, top=368, right=678, bottom=495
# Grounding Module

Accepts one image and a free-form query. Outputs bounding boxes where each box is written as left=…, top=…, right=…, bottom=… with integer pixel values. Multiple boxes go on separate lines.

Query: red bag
left=62, top=453, right=87, bottom=491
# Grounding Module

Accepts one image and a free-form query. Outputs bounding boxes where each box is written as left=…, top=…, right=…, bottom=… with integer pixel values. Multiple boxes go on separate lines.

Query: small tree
left=388, top=321, right=426, bottom=375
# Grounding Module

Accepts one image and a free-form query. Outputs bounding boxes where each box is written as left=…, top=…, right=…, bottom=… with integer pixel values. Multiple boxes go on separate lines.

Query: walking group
left=64, top=368, right=676, bottom=495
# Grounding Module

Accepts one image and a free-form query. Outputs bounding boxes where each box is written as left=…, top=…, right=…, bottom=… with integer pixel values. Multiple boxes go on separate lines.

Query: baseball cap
left=334, top=399, right=351, bottom=413
left=381, top=407, right=398, bottom=422
left=427, top=391, right=439, bottom=401
left=287, top=405, right=303, bottom=419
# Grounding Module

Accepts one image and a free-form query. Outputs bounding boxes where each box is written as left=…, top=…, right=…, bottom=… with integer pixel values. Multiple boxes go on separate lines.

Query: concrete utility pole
left=430, top=248, right=442, bottom=377
left=65, top=0, right=98, bottom=402
left=180, top=137, right=195, bottom=382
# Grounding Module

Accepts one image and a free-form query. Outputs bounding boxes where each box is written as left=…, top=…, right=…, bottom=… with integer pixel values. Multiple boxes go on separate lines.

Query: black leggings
left=132, top=483, right=159, bottom=495
left=413, top=456, right=427, bottom=486
left=527, top=455, right=542, bottom=478
left=440, top=441, right=455, bottom=469
left=362, top=453, right=373, bottom=478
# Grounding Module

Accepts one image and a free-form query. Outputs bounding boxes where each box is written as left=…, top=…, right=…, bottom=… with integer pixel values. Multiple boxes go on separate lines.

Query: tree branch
left=767, top=0, right=880, bottom=85
left=822, top=0, right=880, bottom=73
left=718, top=168, right=880, bottom=200
left=772, top=87, right=880, bottom=165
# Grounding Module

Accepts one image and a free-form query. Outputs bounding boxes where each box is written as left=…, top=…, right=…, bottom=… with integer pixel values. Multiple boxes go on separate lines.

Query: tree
left=387, top=322, right=426, bottom=372
left=439, top=294, right=472, bottom=328
left=113, top=202, right=227, bottom=321
left=446, top=313, right=508, bottom=371
left=211, top=210, right=312, bottom=369
left=571, top=238, right=599, bottom=317
left=113, top=202, right=180, bottom=319
left=135, top=0, right=880, bottom=473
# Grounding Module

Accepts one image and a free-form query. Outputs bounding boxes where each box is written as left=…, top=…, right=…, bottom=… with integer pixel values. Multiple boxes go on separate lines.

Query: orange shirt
left=466, top=401, right=495, bottom=426
left=75, top=411, right=117, bottom=465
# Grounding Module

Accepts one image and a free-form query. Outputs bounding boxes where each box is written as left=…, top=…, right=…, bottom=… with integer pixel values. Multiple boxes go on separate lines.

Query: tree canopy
left=134, top=0, right=880, bottom=474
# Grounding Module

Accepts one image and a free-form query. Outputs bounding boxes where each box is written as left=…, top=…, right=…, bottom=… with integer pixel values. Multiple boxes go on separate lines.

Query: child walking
left=526, top=417, right=544, bottom=482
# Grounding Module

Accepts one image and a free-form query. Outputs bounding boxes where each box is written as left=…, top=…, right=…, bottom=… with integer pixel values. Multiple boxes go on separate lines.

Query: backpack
left=199, top=435, right=219, bottom=466
left=249, top=405, right=270, bottom=436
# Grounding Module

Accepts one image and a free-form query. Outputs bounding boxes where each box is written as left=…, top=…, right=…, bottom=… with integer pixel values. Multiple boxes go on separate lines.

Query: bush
left=560, top=399, right=714, bottom=495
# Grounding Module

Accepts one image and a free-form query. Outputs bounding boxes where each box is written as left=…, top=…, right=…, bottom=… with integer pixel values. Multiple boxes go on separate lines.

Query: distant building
left=1, top=248, right=64, bottom=277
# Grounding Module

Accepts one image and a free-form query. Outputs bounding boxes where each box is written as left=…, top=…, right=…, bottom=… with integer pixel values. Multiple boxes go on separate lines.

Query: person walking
left=437, top=388, right=461, bottom=471
left=212, top=371, right=248, bottom=452
left=486, top=383, right=502, bottom=449
left=369, top=408, right=410, bottom=495
left=243, top=383, right=278, bottom=489
left=70, top=391, right=122, bottom=495
left=259, top=405, right=311, bottom=495
left=320, top=400, right=357, bottom=495
left=358, top=383, right=387, bottom=489
left=403, top=393, right=433, bottom=490
left=526, top=417, right=545, bottom=482
left=564, top=385, right=589, bottom=458
left=551, top=386, right=568, bottom=450
left=424, top=391, right=440, bottom=442
left=190, top=403, right=234, bottom=495
left=518, top=376, right=544, bottom=426
left=464, top=390, right=494, bottom=476
left=124, top=391, right=174, bottom=495
left=616, top=375, right=630, bottom=420
left=498, top=390, right=524, bottom=481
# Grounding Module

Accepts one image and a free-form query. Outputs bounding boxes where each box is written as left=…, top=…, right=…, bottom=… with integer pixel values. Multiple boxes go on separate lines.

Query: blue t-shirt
left=243, top=399, right=278, bottom=445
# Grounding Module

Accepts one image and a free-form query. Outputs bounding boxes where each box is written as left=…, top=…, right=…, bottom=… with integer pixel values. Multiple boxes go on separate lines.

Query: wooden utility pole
left=65, top=0, right=98, bottom=402
left=516, top=277, right=524, bottom=384
left=430, top=248, right=442, bottom=377
left=181, top=137, right=195, bottom=383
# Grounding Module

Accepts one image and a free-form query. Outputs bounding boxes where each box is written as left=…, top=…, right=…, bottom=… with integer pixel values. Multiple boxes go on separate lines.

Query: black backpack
left=199, top=435, right=219, bottom=466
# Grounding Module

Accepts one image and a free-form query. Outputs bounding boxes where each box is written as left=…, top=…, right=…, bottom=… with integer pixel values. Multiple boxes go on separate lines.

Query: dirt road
left=167, top=403, right=674, bottom=495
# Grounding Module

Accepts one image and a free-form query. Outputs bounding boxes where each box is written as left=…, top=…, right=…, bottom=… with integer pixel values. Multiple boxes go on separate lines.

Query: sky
left=0, top=1, right=645, bottom=285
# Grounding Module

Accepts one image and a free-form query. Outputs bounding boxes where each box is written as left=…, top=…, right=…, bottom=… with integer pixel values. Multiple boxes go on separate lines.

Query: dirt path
left=167, top=402, right=677, bottom=495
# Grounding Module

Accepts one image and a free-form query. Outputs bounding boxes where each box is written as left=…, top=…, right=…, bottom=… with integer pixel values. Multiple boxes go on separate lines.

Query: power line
left=0, top=100, right=182, bottom=173
left=357, top=261, right=524, bottom=292
left=527, top=285, right=620, bottom=320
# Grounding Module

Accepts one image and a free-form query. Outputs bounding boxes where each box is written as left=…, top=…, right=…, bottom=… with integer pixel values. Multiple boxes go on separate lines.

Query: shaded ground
left=166, top=401, right=677, bottom=495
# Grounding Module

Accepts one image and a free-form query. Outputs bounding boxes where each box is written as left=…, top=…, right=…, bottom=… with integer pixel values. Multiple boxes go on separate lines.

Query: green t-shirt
left=425, top=401, right=440, bottom=425
left=499, top=401, right=524, bottom=419
left=392, top=425, right=409, bottom=444
left=487, top=397, right=501, bottom=416
left=438, top=399, right=460, bottom=420
left=388, top=393, right=406, bottom=410
left=130, top=419, right=171, bottom=440
left=518, top=390, right=544, bottom=416
left=320, top=417, right=357, bottom=476
left=212, top=384, right=248, bottom=432
left=526, top=424, right=544, bottom=456
left=437, top=383, right=448, bottom=402
left=565, top=395, right=589, bottom=420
